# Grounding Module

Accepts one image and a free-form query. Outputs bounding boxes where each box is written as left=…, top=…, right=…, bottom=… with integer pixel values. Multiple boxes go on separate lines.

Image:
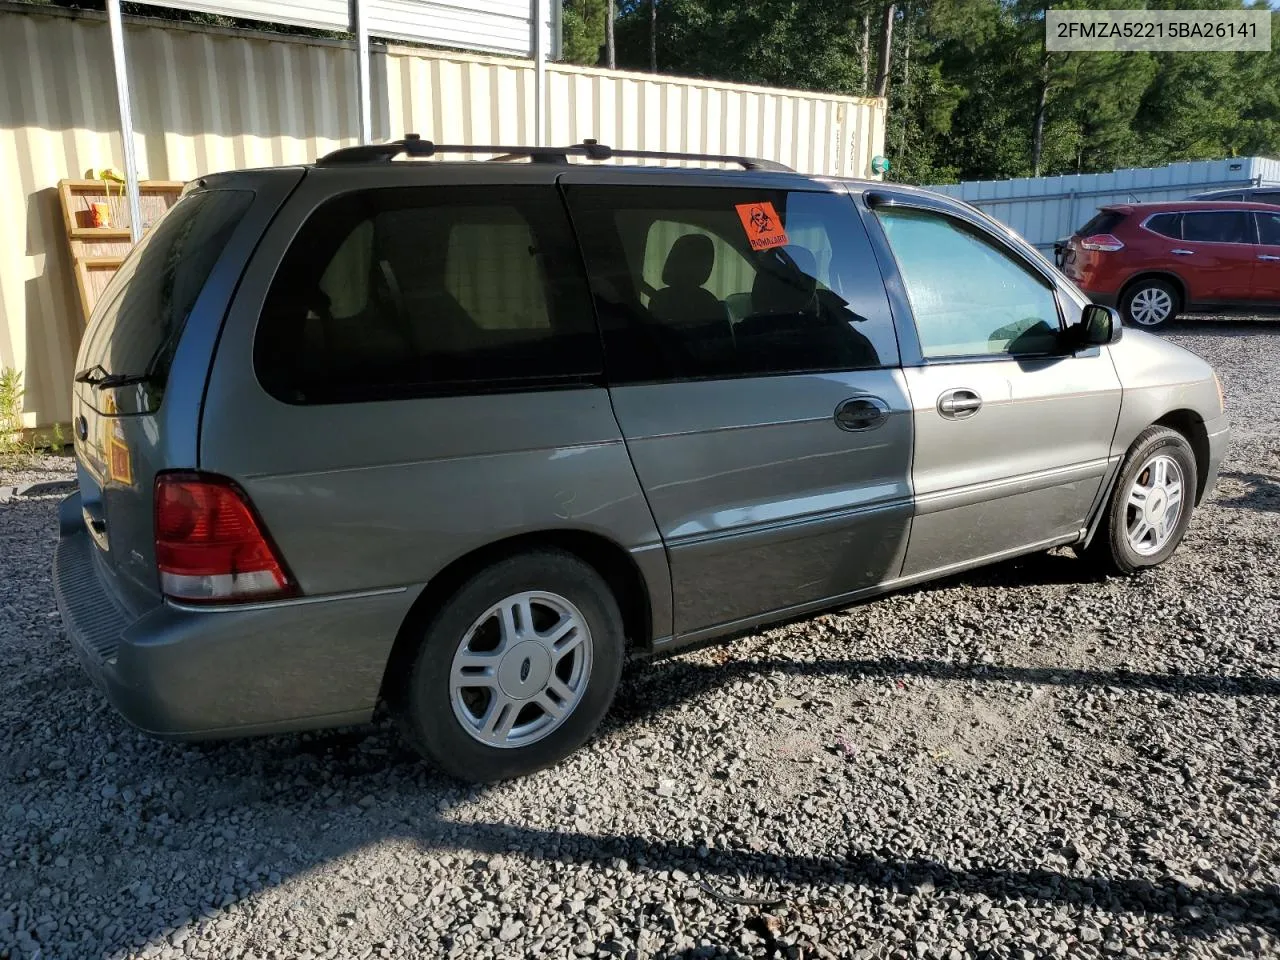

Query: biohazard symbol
left=735, top=201, right=789, bottom=251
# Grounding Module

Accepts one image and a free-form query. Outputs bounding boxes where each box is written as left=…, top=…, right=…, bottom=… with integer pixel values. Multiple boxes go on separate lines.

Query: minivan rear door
left=562, top=172, right=913, bottom=640
left=71, top=170, right=304, bottom=613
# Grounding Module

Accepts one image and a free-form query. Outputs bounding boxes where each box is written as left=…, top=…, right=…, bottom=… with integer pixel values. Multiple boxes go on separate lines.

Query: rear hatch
left=71, top=171, right=302, bottom=614
left=1062, top=207, right=1127, bottom=282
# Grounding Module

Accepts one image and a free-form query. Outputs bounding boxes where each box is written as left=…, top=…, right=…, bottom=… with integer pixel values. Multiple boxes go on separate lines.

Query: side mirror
left=1080, top=303, right=1123, bottom=346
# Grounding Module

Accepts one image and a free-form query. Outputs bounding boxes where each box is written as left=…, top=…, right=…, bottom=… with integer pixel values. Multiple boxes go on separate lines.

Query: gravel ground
left=2, top=318, right=1279, bottom=960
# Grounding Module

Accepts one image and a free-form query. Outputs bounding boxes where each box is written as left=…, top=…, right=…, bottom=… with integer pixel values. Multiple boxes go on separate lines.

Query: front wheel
left=1085, top=426, right=1198, bottom=575
left=1120, top=278, right=1180, bottom=330
left=396, top=550, right=625, bottom=782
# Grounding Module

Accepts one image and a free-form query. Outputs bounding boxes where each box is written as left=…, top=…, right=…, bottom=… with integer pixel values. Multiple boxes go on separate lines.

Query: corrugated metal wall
left=0, top=4, right=885, bottom=429
left=931, top=157, right=1280, bottom=253
left=368, top=0, right=557, bottom=58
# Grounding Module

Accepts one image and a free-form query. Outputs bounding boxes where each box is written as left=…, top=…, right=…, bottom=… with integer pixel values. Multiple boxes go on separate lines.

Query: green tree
left=614, top=0, right=866, bottom=93
left=562, top=0, right=609, bottom=66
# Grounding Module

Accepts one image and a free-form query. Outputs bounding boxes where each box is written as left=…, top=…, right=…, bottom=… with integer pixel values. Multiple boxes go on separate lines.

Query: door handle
left=938, top=388, right=982, bottom=420
left=1170, top=249, right=1194, bottom=256
left=1259, top=254, right=1280, bottom=261
left=834, top=396, right=890, bottom=432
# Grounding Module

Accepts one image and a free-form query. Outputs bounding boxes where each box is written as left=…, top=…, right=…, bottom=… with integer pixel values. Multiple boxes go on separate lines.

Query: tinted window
left=1253, top=191, right=1280, bottom=207
left=876, top=207, right=1061, bottom=360
left=1182, top=211, right=1252, bottom=244
left=77, top=189, right=253, bottom=410
left=1258, top=212, right=1280, bottom=246
left=1198, top=192, right=1243, bottom=202
left=1145, top=213, right=1181, bottom=239
left=255, top=187, right=599, bottom=403
left=1076, top=211, right=1125, bottom=237
left=565, top=186, right=898, bottom=382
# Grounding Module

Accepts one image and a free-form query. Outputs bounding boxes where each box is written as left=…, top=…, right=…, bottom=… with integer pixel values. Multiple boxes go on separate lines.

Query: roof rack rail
left=316, top=136, right=793, bottom=172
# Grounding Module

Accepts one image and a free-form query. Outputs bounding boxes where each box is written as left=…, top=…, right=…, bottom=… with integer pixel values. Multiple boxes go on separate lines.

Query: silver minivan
left=54, top=139, right=1230, bottom=781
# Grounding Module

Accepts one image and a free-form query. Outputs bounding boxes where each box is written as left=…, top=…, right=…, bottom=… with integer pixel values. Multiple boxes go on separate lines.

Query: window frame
left=561, top=180, right=905, bottom=386
left=252, top=183, right=604, bottom=406
left=861, top=190, right=1077, bottom=367
left=1257, top=210, right=1280, bottom=247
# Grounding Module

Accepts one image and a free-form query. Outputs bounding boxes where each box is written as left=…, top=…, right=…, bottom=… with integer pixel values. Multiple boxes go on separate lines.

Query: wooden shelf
left=58, top=178, right=185, bottom=324
left=69, top=226, right=133, bottom=240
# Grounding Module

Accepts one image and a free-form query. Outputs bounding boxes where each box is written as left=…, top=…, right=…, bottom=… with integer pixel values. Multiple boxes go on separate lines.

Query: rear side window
left=1258, top=212, right=1280, bottom=246
left=1145, top=213, right=1181, bottom=238
left=1253, top=191, right=1280, bottom=207
left=77, top=189, right=253, bottom=410
left=564, top=186, right=898, bottom=383
left=1200, top=192, right=1243, bottom=202
left=1182, top=211, right=1252, bottom=244
left=1076, top=211, right=1124, bottom=237
left=255, top=186, right=600, bottom=403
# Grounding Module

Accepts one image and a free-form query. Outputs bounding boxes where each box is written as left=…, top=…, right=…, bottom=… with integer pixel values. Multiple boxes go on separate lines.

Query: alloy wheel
left=1129, top=287, right=1173, bottom=326
left=449, top=590, right=593, bottom=749
left=1125, top=454, right=1185, bottom=555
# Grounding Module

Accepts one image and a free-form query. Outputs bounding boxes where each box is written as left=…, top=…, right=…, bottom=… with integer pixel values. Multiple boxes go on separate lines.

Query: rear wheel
left=1120, top=278, right=1180, bottom=330
left=1085, top=426, right=1197, bottom=575
left=396, top=550, right=625, bottom=782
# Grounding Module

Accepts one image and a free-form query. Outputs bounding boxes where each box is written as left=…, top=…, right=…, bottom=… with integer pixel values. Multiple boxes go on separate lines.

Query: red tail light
left=154, top=473, right=295, bottom=603
left=1079, top=233, right=1124, bottom=252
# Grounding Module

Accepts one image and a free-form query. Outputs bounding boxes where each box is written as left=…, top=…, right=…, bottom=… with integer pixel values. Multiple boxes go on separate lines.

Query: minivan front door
left=868, top=200, right=1123, bottom=578
left=562, top=176, right=913, bottom=639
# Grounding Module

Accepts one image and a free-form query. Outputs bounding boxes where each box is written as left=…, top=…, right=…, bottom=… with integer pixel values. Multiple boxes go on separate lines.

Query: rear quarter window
left=1144, top=213, right=1182, bottom=239
left=254, top=186, right=600, bottom=404
left=76, top=189, right=254, bottom=411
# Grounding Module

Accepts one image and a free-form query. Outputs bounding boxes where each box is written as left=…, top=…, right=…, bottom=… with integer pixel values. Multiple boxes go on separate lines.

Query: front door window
left=874, top=207, right=1063, bottom=360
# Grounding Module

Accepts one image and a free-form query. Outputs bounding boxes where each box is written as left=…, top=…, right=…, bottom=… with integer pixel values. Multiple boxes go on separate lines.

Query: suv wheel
left=1085, top=426, right=1197, bottom=575
left=396, top=550, right=625, bottom=781
left=1121, top=278, right=1180, bottom=330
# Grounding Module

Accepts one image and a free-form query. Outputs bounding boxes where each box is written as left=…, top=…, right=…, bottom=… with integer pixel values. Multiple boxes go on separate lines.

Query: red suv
left=1063, top=201, right=1280, bottom=330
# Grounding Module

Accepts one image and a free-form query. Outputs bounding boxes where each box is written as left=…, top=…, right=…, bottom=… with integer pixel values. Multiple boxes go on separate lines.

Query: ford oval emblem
left=75, top=415, right=88, bottom=441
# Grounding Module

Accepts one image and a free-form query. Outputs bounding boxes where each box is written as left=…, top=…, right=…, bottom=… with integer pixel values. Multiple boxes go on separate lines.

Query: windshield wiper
left=74, top=365, right=153, bottom=390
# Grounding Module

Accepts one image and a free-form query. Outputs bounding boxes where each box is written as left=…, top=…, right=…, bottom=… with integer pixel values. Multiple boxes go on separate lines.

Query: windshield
left=76, top=188, right=254, bottom=413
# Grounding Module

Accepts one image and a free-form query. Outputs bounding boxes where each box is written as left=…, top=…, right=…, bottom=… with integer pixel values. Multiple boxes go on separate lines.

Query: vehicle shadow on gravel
left=616, top=654, right=1280, bottom=722
left=1171, top=317, right=1278, bottom=335
left=7, top=492, right=1278, bottom=957
left=434, top=818, right=1280, bottom=940
left=1215, top=471, right=1280, bottom=512
left=909, top=548, right=1107, bottom=590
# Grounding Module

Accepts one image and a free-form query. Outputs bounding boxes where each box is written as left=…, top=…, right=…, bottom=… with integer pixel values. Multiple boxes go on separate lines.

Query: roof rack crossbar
left=316, top=136, right=793, bottom=172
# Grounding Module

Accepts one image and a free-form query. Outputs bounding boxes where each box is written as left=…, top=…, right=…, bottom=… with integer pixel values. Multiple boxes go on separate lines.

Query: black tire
left=396, top=549, right=625, bottom=782
left=1120, top=278, right=1181, bottom=331
left=1085, top=426, right=1198, bottom=576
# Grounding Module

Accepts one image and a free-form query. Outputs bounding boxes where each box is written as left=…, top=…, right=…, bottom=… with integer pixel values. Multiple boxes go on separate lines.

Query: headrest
left=662, top=233, right=716, bottom=287
left=750, top=246, right=819, bottom=316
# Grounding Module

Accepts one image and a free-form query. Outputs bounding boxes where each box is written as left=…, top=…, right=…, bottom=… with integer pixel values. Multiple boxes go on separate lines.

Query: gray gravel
left=3, top=318, right=1279, bottom=960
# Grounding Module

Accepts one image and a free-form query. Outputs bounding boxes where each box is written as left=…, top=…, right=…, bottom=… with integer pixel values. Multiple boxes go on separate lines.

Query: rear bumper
left=53, top=496, right=416, bottom=739
left=1201, top=413, right=1231, bottom=504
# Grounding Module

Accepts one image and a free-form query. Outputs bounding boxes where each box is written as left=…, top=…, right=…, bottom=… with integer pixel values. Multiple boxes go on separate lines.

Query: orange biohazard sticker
left=735, top=201, right=789, bottom=251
